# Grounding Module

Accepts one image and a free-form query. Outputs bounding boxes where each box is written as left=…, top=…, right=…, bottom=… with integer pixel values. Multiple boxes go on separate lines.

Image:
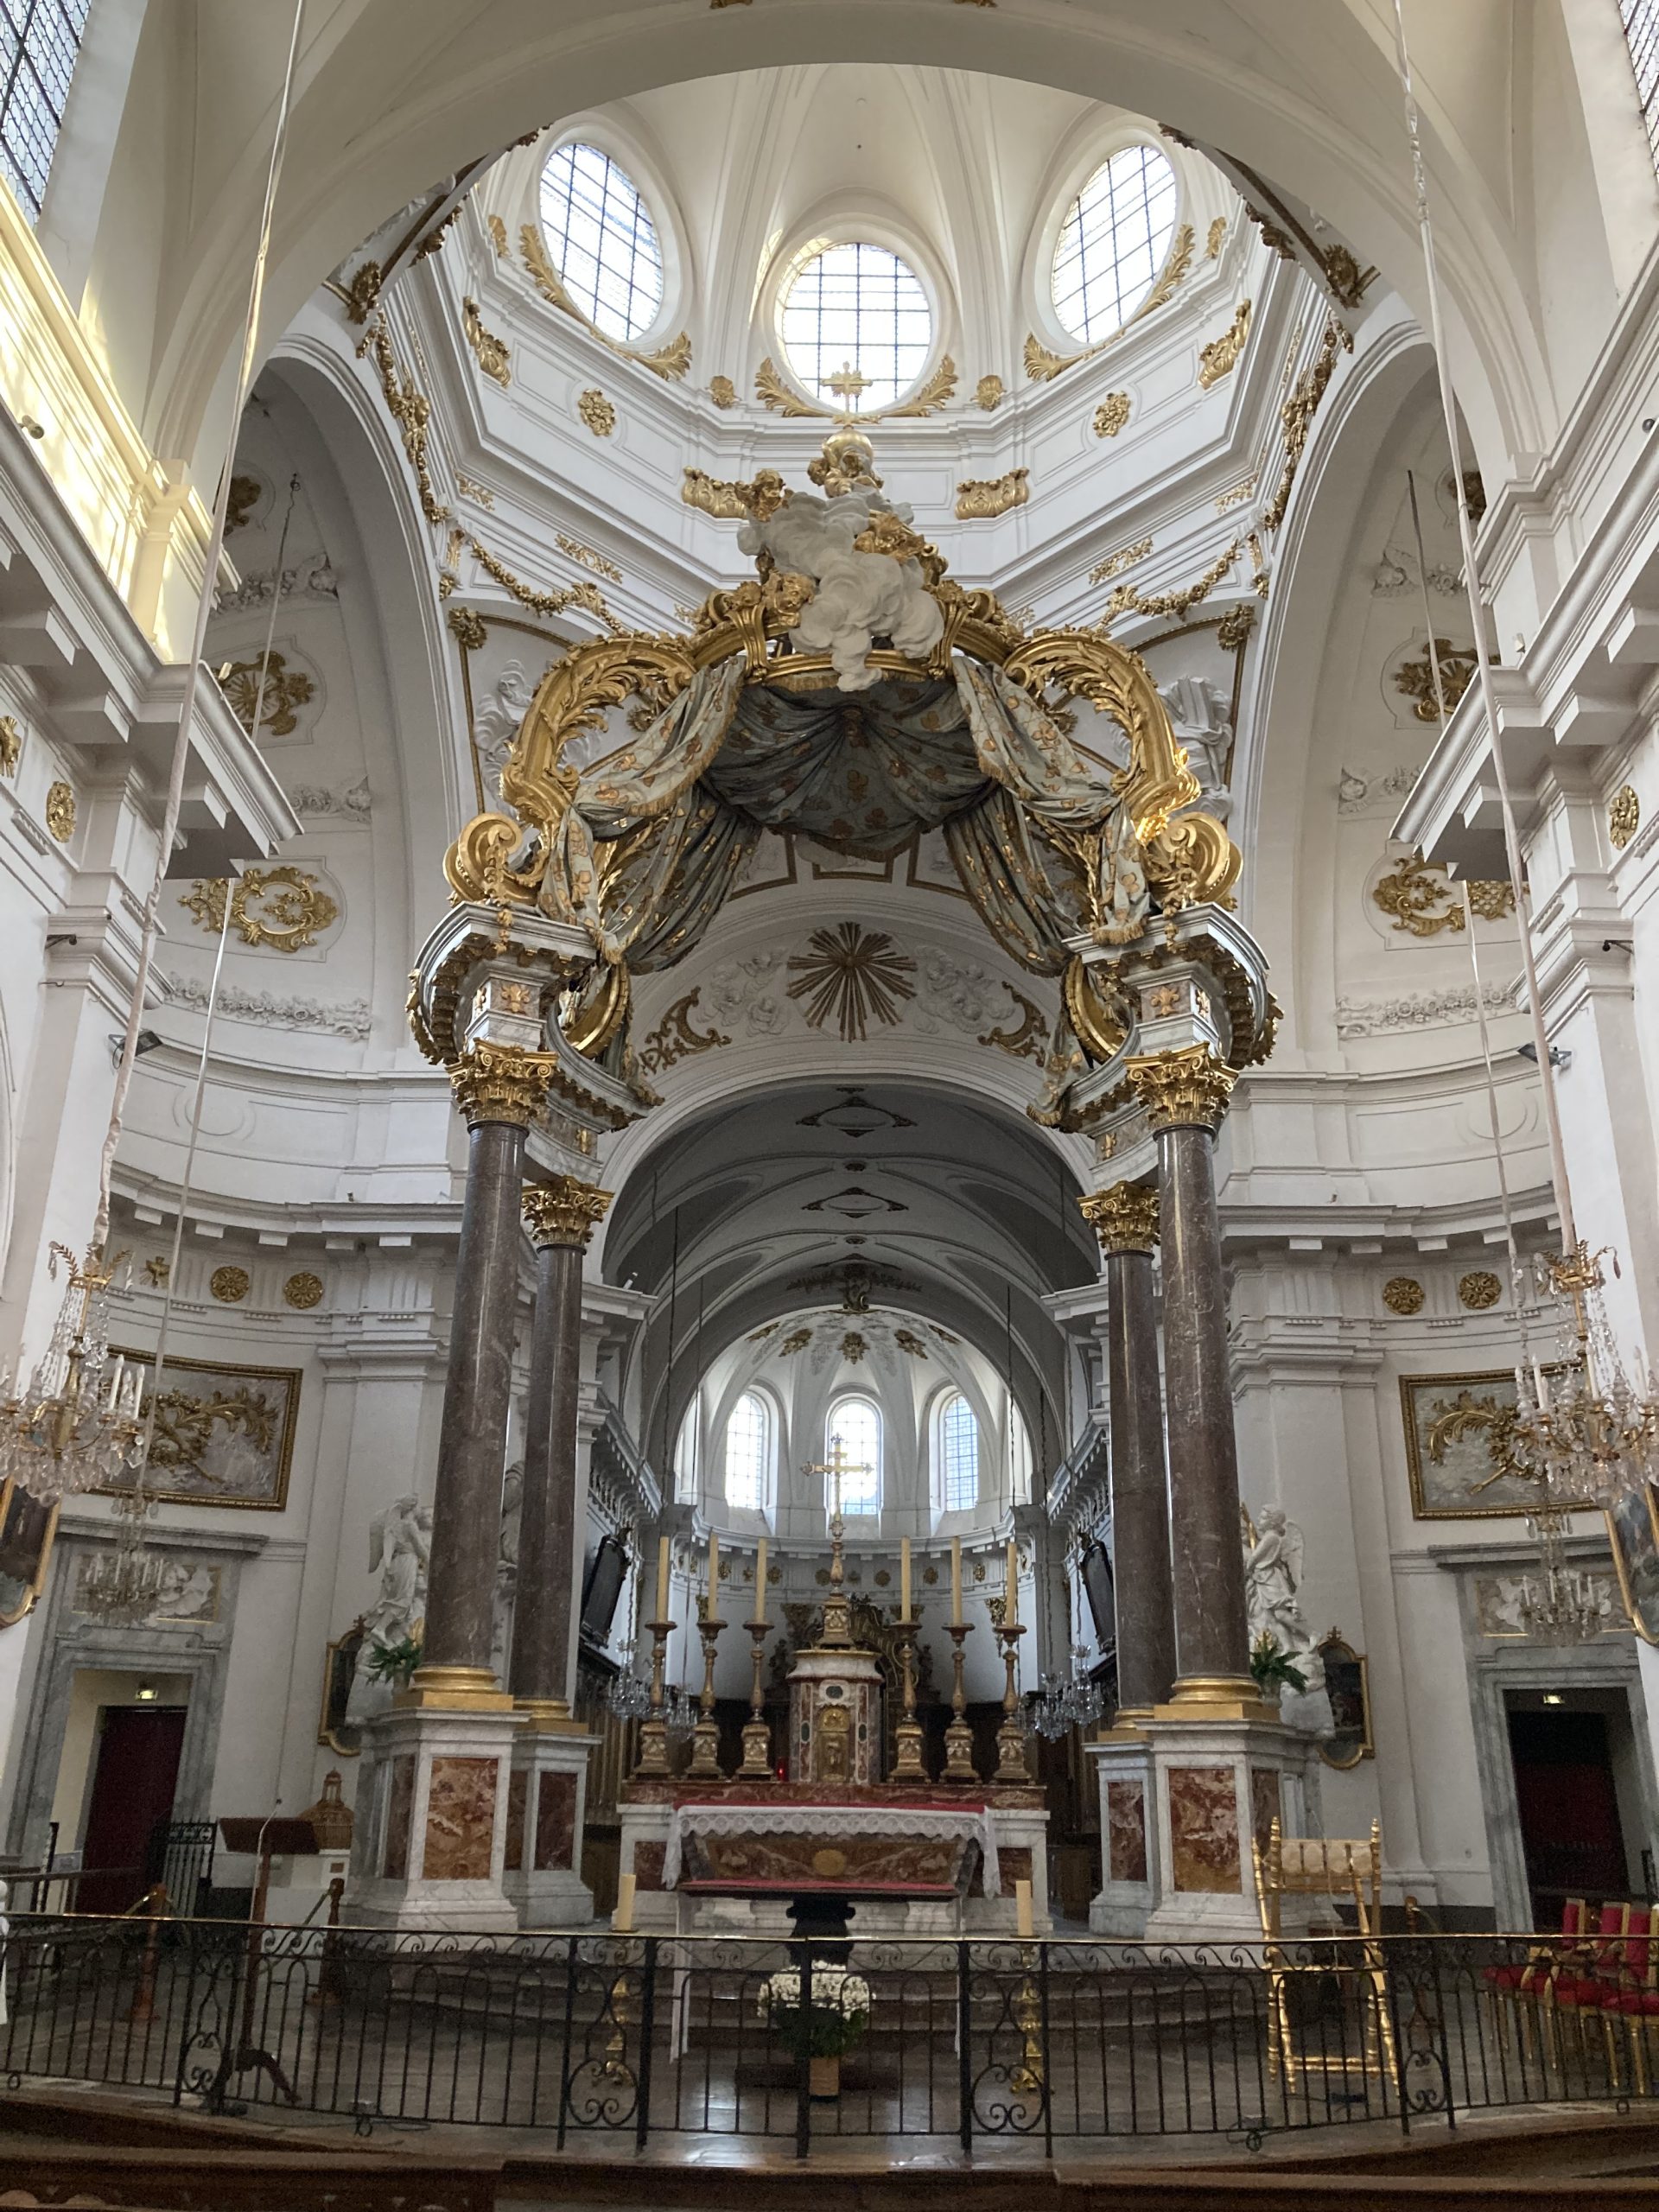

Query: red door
left=77, top=1707, right=187, bottom=1916
left=1508, top=1707, right=1629, bottom=1925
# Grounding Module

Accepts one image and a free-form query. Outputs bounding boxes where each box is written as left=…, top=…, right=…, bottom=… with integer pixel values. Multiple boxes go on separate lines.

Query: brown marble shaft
left=423, top=1117, right=526, bottom=1672
left=1107, top=1245, right=1177, bottom=1708
left=510, top=1240, right=583, bottom=1705
left=1158, top=1123, right=1251, bottom=1682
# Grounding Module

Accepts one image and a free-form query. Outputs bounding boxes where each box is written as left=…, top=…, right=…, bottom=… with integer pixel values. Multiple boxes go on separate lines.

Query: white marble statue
left=1158, top=675, right=1234, bottom=820
left=1243, top=1504, right=1333, bottom=1737
left=491, top=1462, right=523, bottom=1681
left=738, top=486, right=943, bottom=690
left=345, top=1492, right=432, bottom=1726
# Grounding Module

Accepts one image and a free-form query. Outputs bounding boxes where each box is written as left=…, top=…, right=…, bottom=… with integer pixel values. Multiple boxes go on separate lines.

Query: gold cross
left=803, top=1435, right=870, bottom=1521
left=825, top=361, right=870, bottom=406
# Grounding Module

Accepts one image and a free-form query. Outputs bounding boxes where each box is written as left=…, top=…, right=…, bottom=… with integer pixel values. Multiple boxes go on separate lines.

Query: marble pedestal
left=347, top=1704, right=523, bottom=1932
left=1087, top=1726, right=1157, bottom=1936
left=503, top=1722, right=596, bottom=1928
left=1139, top=1709, right=1319, bottom=1948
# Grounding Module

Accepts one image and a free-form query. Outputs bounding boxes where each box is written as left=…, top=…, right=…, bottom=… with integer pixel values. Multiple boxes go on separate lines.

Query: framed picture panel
left=101, top=1350, right=302, bottom=1510
left=0, top=1479, right=58, bottom=1627
left=1400, top=1368, right=1573, bottom=1520
left=1606, top=1483, right=1659, bottom=1645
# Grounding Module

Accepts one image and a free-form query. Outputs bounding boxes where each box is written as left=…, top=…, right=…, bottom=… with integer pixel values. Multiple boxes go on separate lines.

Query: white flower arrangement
left=757, top=1963, right=872, bottom=2056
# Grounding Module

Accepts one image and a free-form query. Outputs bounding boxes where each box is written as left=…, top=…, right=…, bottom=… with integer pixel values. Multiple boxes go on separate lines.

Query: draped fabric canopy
left=543, top=656, right=1150, bottom=979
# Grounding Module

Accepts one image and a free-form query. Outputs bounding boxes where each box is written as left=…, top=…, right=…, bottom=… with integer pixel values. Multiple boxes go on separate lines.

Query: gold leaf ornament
left=210, top=1265, right=251, bottom=1303
left=1382, top=1276, right=1425, bottom=1315
left=218, top=651, right=316, bottom=736
left=45, top=782, right=75, bottom=841
left=181, top=865, right=340, bottom=953
left=283, top=1271, right=325, bottom=1310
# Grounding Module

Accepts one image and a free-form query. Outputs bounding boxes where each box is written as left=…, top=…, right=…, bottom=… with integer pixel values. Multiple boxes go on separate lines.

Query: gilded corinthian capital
left=448, top=1040, right=555, bottom=1128
left=1125, top=1044, right=1236, bottom=1134
left=1079, top=1180, right=1160, bottom=1255
left=523, top=1175, right=613, bottom=1249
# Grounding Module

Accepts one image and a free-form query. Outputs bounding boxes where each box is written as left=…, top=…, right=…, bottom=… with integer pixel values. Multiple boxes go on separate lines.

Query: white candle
left=899, top=1537, right=911, bottom=1623
left=753, top=1538, right=767, bottom=1625
left=615, top=1872, right=636, bottom=1933
left=1015, top=1878, right=1033, bottom=1939
left=1005, top=1538, right=1019, bottom=1628
left=951, top=1538, right=963, bottom=1624
left=707, top=1534, right=720, bottom=1613
left=655, top=1536, right=670, bottom=1622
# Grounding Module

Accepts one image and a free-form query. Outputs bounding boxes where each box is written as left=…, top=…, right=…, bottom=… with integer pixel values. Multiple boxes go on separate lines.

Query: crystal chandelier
left=0, top=1243, right=144, bottom=1503
left=607, top=1669, right=654, bottom=1723
left=1511, top=1246, right=1659, bottom=1510
left=1515, top=1505, right=1609, bottom=1648
left=1027, top=1645, right=1106, bottom=1739
left=79, top=1486, right=172, bottom=1624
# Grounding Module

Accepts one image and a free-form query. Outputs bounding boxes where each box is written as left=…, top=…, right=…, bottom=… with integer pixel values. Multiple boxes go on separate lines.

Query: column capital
left=523, top=1175, right=613, bottom=1249
left=448, top=1040, right=554, bottom=1128
left=1125, top=1044, right=1236, bottom=1134
left=1080, top=1180, right=1160, bottom=1255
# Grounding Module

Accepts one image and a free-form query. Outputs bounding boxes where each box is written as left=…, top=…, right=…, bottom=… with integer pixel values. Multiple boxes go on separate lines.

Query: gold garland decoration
left=519, top=225, right=692, bottom=380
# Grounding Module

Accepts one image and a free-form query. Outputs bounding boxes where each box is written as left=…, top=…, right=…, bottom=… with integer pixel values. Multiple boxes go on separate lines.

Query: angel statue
left=1241, top=1503, right=1333, bottom=1737
left=345, top=1493, right=432, bottom=1726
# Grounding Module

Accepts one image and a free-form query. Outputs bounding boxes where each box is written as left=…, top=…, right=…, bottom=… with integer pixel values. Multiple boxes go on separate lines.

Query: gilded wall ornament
left=461, top=297, right=512, bottom=386
left=466, top=540, right=619, bottom=632
left=44, top=781, right=74, bottom=841
left=447, top=1039, right=555, bottom=1128
left=556, top=534, right=622, bottom=582
left=636, top=990, right=730, bottom=1076
left=974, top=374, right=1006, bottom=411
left=576, top=388, right=616, bottom=436
left=1459, top=1270, right=1503, bottom=1311
left=0, top=715, right=21, bottom=773
left=779, top=1328, right=813, bottom=1356
left=210, top=1265, right=251, bottom=1304
left=1090, top=537, right=1151, bottom=585
left=1023, top=225, right=1194, bottom=384
left=226, top=474, right=264, bottom=531
left=519, top=224, right=692, bottom=379
left=283, top=1271, right=325, bottom=1310
left=1215, top=478, right=1256, bottom=513
left=1205, top=216, right=1228, bottom=257
left=486, top=213, right=508, bottom=257
left=1319, top=245, right=1376, bottom=309
left=955, top=468, right=1028, bottom=520
left=1382, top=1276, right=1425, bottom=1316
left=1198, top=300, right=1253, bottom=389
left=182, top=866, right=339, bottom=953
left=1124, top=1045, right=1236, bottom=1134
left=786, top=924, right=916, bottom=1042
left=457, top=474, right=495, bottom=508
left=341, top=259, right=383, bottom=324
left=1102, top=538, right=1242, bottom=623
left=1260, top=315, right=1349, bottom=535
left=1394, top=639, right=1478, bottom=721
left=447, top=606, right=487, bottom=652
left=219, top=651, right=316, bottom=736
left=887, top=358, right=958, bottom=419
left=1093, top=392, right=1131, bottom=438
left=355, top=317, right=449, bottom=524
left=523, top=1175, right=613, bottom=1249
left=893, top=1329, right=929, bottom=1357
left=1217, top=605, right=1258, bottom=652
left=841, top=1332, right=868, bottom=1363
left=1371, top=854, right=1512, bottom=938
left=143, top=1256, right=170, bottom=1287
left=1079, top=1179, right=1160, bottom=1255
left=1610, top=784, right=1641, bottom=850
left=709, top=375, right=738, bottom=409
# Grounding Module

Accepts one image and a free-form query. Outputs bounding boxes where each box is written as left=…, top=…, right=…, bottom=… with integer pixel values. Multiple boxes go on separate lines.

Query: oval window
left=781, top=241, right=933, bottom=412
left=1051, top=144, right=1179, bottom=345
left=539, top=141, right=664, bottom=342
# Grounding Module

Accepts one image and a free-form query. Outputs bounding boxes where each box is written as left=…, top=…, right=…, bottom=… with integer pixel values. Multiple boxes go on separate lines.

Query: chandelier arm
left=1389, top=0, right=1577, bottom=1255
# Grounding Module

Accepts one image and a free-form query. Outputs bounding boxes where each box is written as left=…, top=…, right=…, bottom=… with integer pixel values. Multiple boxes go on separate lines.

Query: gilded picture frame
left=1400, top=1368, right=1570, bottom=1521
left=0, top=1478, right=59, bottom=1628
left=1605, top=1483, right=1659, bottom=1646
left=101, top=1349, right=302, bottom=1510
left=1316, top=1631, right=1374, bottom=1770
left=317, top=1621, right=366, bottom=1756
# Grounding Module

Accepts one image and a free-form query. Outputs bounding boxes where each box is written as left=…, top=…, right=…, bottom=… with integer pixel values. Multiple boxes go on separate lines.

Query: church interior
left=6, top=3, right=1659, bottom=2198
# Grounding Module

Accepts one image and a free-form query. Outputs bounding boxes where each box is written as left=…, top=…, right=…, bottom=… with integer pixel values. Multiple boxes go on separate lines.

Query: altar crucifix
left=791, top=1437, right=884, bottom=1783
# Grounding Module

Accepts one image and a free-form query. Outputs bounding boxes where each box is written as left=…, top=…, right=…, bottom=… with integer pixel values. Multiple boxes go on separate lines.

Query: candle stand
left=994, top=1618, right=1030, bottom=1782
left=687, top=1611, right=726, bottom=1779
left=943, top=1621, right=976, bottom=1782
left=740, top=1620, right=775, bottom=1777
left=891, top=1620, right=926, bottom=1779
left=632, top=1619, right=674, bottom=1778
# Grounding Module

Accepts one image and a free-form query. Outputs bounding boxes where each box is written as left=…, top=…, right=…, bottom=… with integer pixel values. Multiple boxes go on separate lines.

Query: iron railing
left=0, top=1916, right=1647, bottom=2156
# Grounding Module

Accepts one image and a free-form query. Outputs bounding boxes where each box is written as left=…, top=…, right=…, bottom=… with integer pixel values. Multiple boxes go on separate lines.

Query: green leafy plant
left=365, top=1633, right=423, bottom=1688
left=758, top=1966, right=871, bottom=2058
left=1249, top=1632, right=1307, bottom=1697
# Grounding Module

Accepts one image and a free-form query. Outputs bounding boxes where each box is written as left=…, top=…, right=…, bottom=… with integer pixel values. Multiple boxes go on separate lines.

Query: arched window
left=826, top=1397, right=881, bottom=1516
left=781, top=242, right=932, bottom=412
left=539, top=141, right=664, bottom=342
left=937, top=1393, right=979, bottom=1514
left=724, top=1390, right=770, bottom=1513
left=1051, top=144, right=1179, bottom=346
left=1, top=0, right=92, bottom=219
left=673, top=1391, right=701, bottom=1504
left=1621, top=3, right=1659, bottom=168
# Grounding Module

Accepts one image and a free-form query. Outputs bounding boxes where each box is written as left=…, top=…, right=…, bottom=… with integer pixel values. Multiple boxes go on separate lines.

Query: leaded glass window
left=539, top=141, right=664, bottom=342
left=826, top=1398, right=881, bottom=1516
left=780, top=241, right=932, bottom=413
left=1051, top=143, right=1179, bottom=346
left=938, top=1393, right=979, bottom=1513
left=724, top=1391, right=769, bottom=1513
left=0, top=0, right=92, bottom=220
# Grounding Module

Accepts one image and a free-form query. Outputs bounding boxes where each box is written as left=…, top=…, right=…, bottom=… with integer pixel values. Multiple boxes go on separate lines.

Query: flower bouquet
left=758, top=1963, right=872, bottom=2095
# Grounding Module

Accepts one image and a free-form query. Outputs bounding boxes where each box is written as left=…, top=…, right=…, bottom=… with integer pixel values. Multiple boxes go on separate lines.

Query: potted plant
left=1249, top=1632, right=1307, bottom=1700
left=365, top=1632, right=423, bottom=1690
left=757, top=1962, right=872, bottom=2098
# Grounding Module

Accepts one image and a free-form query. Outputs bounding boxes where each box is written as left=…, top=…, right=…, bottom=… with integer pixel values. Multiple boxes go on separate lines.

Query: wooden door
left=77, top=1706, right=188, bottom=1915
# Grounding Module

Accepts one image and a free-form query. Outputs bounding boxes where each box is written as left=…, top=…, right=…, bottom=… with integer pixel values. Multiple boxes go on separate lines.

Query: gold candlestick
left=632, top=1618, right=674, bottom=1777
left=943, top=1620, right=976, bottom=1782
left=740, top=1620, right=774, bottom=1777
left=892, top=1618, right=926, bottom=1780
left=687, top=1611, right=725, bottom=1779
left=994, top=1618, right=1029, bottom=1783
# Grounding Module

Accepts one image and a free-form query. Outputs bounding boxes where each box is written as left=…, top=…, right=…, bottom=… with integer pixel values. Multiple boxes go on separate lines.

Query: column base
left=1086, top=1734, right=1156, bottom=1936
left=1138, top=1708, right=1321, bottom=1949
left=503, top=1725, right=597, bottom=1929
left=397, top=1663, right=516, bottom=1713
left=346, top=1701, right=524, bottom=1932
left=1154, top=1674, right=1281, bottom=1724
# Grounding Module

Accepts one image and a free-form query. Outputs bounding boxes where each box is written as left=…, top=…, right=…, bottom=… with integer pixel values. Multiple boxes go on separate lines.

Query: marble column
left=1126, top=1046, right=1255, bottom=1707
left=1079, top=1180, right=1176, bottom=1714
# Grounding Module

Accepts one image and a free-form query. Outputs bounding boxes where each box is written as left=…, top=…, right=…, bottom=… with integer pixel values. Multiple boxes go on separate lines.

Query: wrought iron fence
left=0, top=1916, right=1649, bottom=2155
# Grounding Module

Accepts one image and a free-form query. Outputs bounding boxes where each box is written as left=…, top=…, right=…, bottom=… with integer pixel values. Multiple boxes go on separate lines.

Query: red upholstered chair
left=1541, top=1901, right=1628, bottom=2079
left=1592, top=1905, right=1659, bottom=2091
left=1484, top=1897, right=1585, bottom=2061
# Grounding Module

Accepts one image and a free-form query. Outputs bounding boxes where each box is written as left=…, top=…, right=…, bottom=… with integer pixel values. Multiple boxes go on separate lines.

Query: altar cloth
left=663, top=1799, right=1000, bottom=1896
